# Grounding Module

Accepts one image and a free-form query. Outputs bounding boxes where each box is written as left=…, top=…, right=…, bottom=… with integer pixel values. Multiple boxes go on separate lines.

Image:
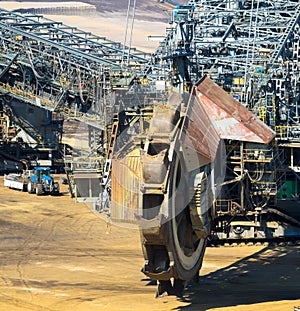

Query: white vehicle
left=4, top=173, right=28, bottom=191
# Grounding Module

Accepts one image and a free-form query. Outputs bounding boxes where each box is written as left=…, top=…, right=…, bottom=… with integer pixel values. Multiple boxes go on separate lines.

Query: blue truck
left=4, top=167, right=59, bottom=195
left=27, top=167, right=60, bottom=195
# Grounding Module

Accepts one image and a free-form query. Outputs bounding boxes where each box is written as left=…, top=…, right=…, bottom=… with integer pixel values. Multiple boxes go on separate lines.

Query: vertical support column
left=240, top=141, right=244, bottom=208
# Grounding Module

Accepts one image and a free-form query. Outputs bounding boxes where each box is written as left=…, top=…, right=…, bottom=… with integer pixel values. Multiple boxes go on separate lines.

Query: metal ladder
left=100, top=117, right=119, bottom=186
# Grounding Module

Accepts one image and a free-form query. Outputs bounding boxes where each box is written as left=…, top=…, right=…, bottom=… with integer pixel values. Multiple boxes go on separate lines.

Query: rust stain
left=111, top=148, right=141, bottom=223
left=195, top=76, right=276, bottom=144
left=180, top=90, right=220, bottom=163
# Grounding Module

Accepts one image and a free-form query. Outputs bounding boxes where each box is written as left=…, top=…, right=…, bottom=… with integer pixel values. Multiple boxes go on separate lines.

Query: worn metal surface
left=111, top=148, right=141, bottom=223
left=180, top=90, right=220, bottom=166
left=195, top=76, right=276, bottom=144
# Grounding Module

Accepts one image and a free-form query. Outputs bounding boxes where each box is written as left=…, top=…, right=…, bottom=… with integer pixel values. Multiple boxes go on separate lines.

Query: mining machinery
left=1, top=0, right=300, bottom=297
left=0, top=7, right=150, bottom=173
left=109, top=0, right=300, bottom=296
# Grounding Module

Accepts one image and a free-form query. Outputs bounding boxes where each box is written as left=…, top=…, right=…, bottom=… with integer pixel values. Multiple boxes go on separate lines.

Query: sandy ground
left=0, top=177, right=300, bottom=311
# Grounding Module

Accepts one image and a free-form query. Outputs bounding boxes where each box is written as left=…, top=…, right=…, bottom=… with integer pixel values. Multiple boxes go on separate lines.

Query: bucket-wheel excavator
left=108, top=0, right=300, bottom=296
left=110, top=76, right=275, bottom=296
left=1, top=0, right=300, bottom=298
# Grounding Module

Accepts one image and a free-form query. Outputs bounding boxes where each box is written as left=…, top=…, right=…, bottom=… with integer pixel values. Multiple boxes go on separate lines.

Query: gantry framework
left=1, top=1, right=300, bottom=201
left=155, top=0, right=300, bottom=140
left=0, top=8, right=155, bottom=130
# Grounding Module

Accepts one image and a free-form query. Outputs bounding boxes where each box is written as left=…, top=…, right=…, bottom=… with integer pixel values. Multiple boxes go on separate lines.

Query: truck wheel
left=36, top=183, right=44, bottom=196
left=52, top=182, right=60, bottom=195
left=27, top=182, right=34, bottom=194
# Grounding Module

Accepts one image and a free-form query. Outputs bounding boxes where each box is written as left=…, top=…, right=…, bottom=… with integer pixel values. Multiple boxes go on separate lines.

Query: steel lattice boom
left=0, top=8, right=151, bottom=129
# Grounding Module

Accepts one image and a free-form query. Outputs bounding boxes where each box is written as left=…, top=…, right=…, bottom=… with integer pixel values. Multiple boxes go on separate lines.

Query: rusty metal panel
left=111, top=148, right=141, bottom=223
left=180, top=90, right=220, bottom=164
left=195, top=76, right=275, bottom=144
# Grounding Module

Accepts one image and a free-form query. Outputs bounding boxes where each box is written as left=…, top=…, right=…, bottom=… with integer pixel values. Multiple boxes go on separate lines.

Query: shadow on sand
left=174, top=243, right=300, bottom=310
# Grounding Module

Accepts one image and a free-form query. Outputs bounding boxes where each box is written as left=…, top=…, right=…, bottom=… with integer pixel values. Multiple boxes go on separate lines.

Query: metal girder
left=0, top=8, right=158, bottom=132
left=0, top=9, right=149, bottom=65
left=153, top=0, right=300, bottom=140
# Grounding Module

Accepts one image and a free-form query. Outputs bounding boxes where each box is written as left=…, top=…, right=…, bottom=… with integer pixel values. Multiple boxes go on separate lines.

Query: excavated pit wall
left=14, top=6, right=96, bottom=15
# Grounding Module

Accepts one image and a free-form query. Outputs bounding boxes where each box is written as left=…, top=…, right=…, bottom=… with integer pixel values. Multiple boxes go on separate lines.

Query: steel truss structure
left=0, top=8, right=151, bottom=127
left=0, top=8, right=156, bottom=174
left=155, top=0, right=300, bottom=138
left=147, top=0, right=300, bottom=244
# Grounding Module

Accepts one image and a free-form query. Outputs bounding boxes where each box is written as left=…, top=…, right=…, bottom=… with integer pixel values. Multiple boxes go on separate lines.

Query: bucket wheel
left=141, top=139, right=212, bottom=298
left=113, top=95, right=215, bottom=297
left=168, top=153, right=209, bottom=281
